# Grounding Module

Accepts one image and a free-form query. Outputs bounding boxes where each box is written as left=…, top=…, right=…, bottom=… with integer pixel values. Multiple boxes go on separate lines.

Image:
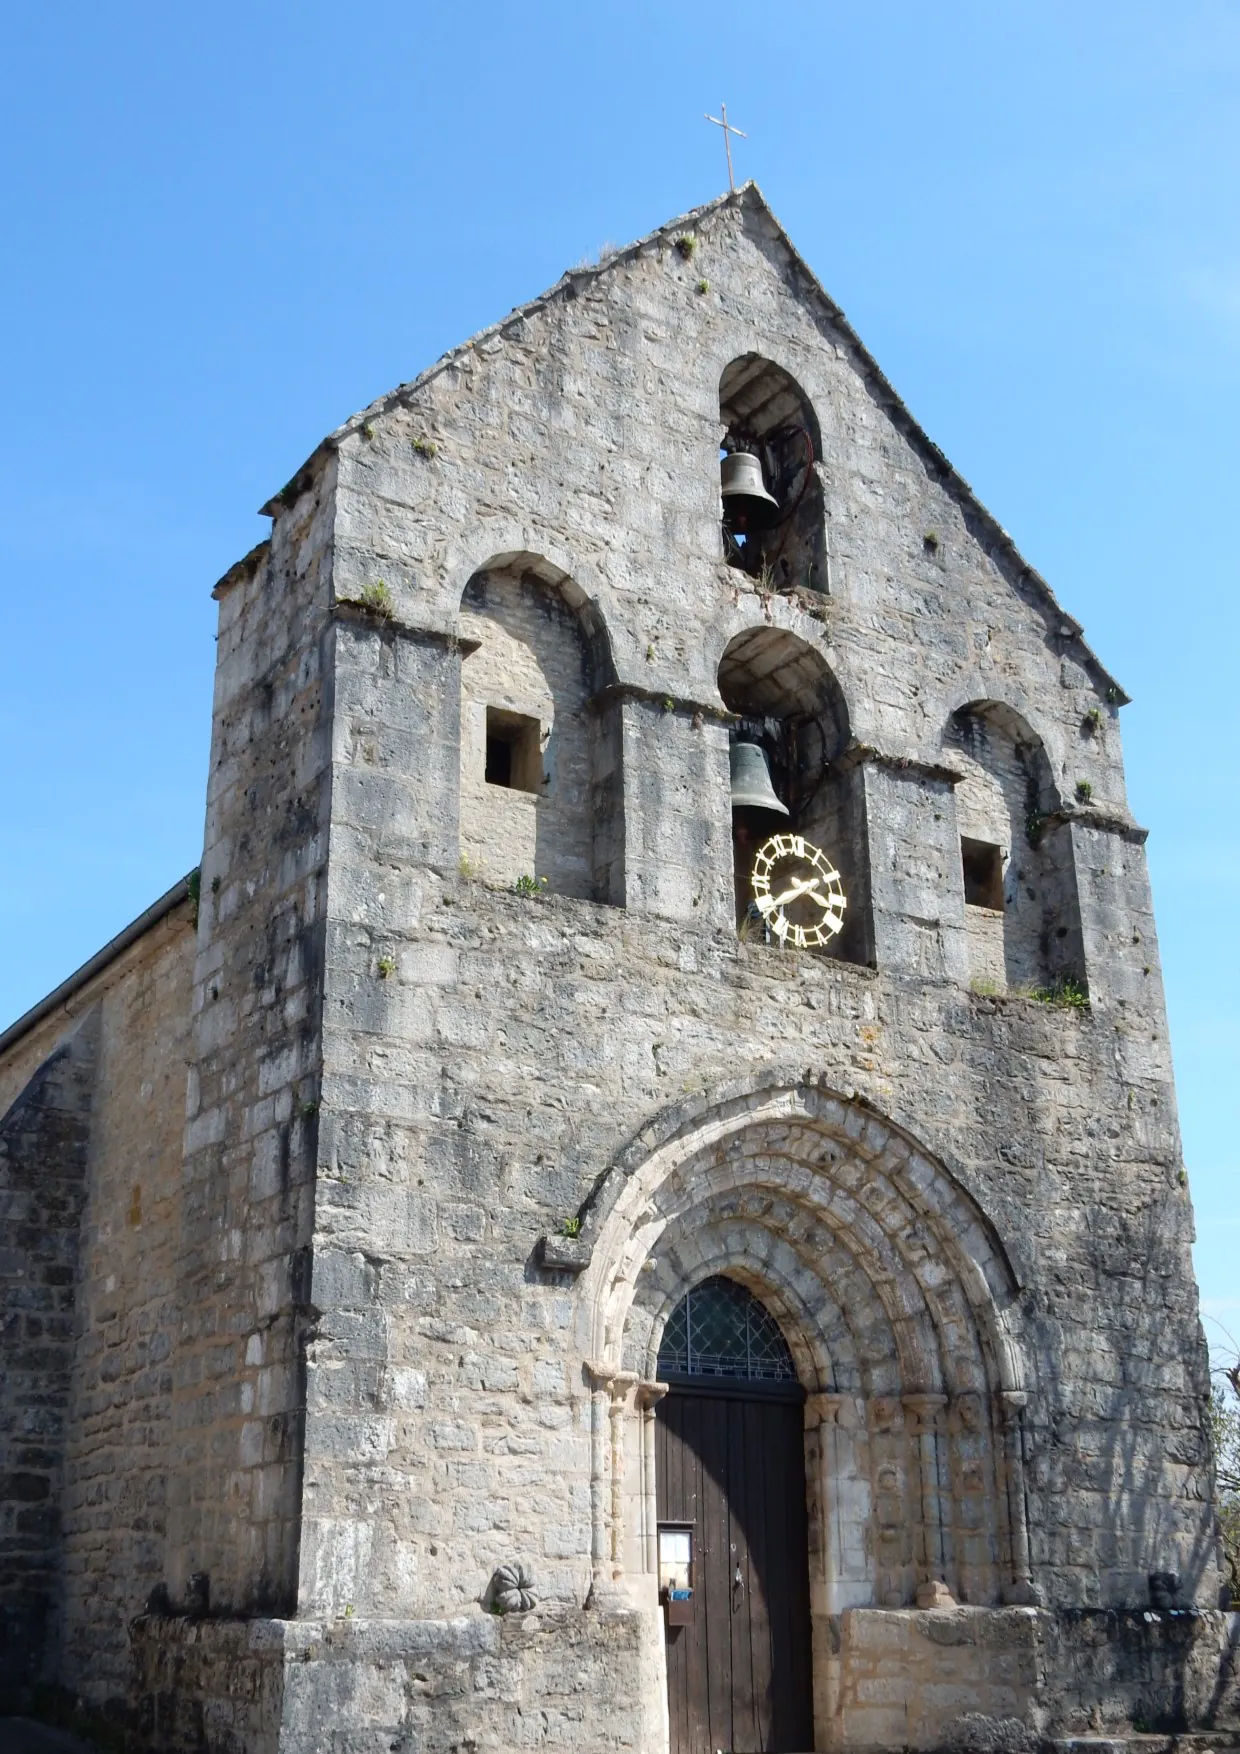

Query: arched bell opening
left=458, top=553, right=622, bottom=903
left=946, top=699, right=1086, bottom=997
left=718, top=627, right=871, bottom=964
left=719, top=354, right=827, bottom=595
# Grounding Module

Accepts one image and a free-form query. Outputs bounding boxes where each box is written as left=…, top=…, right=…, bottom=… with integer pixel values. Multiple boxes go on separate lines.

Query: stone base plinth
left=830, top=1606, right=1240, bottom=1752
left=130, top=1603, right=663, bottom=1754
left=128, top=1603, right=1240, bottom=1754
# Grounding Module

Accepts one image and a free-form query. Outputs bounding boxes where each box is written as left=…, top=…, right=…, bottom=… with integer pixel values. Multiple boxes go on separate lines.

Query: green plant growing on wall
left=1083, top=706, right=1103, bottom=734
left=513, top=874, right=547, bottom=897
left=923, top=531, right=940, bottom=554
left=186, top=867, right=201, bottom=928
left=1024, top=809, right=1048, bottom=847
left=377, top=954, right=396, bottom=979
left=361, top=420, right=376, bottom=440
left=696, top=278, right=710, bottom=295
left=359, top=580, right=393, bottom=619
left=1029, top=976, right=1089, bottom=1010
left=412, top=435, right=439, bottom=458
left=675, top=234, right=697, bottom=260
left=1075, top=780, right=1093, bottom=803
left=560, top=1216, right=582, bottom=1238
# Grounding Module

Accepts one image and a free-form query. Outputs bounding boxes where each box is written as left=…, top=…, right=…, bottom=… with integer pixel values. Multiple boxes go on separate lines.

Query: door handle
left=733, top=1565, right=745, bottom=1594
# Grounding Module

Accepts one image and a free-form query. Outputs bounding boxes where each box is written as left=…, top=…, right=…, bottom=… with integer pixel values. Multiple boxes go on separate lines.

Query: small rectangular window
left=484, top=707, right=542, bottom=793
left=961, top=837, right=1004, bottom=910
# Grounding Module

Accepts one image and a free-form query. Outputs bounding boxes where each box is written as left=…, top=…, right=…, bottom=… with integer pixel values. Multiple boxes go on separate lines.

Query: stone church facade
left=1, top=186, right=1234, bottom=1752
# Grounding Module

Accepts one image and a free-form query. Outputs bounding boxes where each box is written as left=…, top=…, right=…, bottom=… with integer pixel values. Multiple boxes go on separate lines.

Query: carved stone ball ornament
left=751, top=832, right=847, bottom=948
left=489, top=1559, right=537, bottom=1614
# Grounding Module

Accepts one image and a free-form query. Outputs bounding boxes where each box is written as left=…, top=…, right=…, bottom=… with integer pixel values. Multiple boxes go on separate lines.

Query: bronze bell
left=729, top=741, right=789, bottom=815
left=720, top=451, right=779, bottom=533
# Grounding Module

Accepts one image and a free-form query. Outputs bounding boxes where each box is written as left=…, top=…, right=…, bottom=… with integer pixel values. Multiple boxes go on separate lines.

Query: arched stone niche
left=719, top=626, right=871, bottom=963
left=719, top=355, right=827, bottom=595
left=946, top=700, right=1085, bottom=995
left=574, top=1080, right=1035, bottom=1748
left=458, top=553, right=621, bottom=901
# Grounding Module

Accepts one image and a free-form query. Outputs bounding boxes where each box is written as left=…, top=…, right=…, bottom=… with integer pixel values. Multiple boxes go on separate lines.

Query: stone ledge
left=538, top=1232, right=593, bottom=1273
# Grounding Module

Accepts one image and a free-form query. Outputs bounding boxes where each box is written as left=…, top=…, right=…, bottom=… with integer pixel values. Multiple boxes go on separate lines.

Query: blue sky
left=1, top=2, right=1235, bottom=1331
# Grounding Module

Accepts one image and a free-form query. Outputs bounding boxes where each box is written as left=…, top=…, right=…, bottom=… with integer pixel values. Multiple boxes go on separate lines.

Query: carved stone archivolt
left=574, top=1081, right=1034, bottom=1612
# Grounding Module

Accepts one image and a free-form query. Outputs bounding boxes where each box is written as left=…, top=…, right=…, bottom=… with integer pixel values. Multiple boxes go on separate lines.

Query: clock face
left=750, top=833, right=847, bottom=949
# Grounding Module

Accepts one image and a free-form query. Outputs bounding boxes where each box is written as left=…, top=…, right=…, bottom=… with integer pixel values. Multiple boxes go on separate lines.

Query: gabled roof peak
left=258, top=181, right=1125, bottom=705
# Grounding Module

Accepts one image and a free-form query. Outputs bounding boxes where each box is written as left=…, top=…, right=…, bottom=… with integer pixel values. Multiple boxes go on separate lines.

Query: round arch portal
left=574, top=1078, right=1035, bottom=1707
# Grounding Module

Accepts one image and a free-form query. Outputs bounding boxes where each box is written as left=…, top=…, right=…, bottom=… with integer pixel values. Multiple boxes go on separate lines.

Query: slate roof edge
left=253, top=182, right=1129, bottom=705
left=0, top=877, right=193, bottom=1059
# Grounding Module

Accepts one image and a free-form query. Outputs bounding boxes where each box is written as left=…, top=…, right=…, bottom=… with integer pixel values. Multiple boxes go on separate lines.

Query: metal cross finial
left=705, top=102, right=747, bottom=194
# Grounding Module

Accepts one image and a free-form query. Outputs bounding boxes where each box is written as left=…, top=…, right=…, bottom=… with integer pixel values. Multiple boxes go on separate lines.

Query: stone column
left=615, top=696, right=733, bottom=928
left=584, top=1361, right=637, bottom=1604
left=806, top=1393, right=863, bottom=1611
left=586, top=1362, right=611, bottom=1597
left=636, top=1380, right=668, bottom=1577
left=805, top=1392, right=856, bottom=1739
left=948, top=1391, right=987, bottom=1604
left=860, top=761, right=970, bottom=984
left=868, top=1395, right=908, bottom=1606
left=997, top=1390, right=1039, bottom=1605
left=902, top=1393, right=955, bottom=1607
left=608, top=1372, right=637, bottom=1577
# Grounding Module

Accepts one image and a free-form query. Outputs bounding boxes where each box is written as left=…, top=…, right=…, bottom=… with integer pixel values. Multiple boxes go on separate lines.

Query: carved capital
left=901, top=1393, right=949, bottom=1433
left=635, top=1379, right=669, bottom=1411
left=997, top=1389, right=1028, bottom=1425
left=586, top=1361, right=637, bottom=1399
left=807, top=1391, right=856, bottom=1430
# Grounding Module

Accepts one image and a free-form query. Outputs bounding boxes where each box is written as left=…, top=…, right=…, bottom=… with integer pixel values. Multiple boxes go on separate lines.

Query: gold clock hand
left=771, top=876, right=818, bottom=907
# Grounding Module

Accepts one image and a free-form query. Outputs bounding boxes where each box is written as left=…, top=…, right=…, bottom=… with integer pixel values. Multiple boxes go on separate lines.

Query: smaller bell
left=729, top=741, right=789, bottom=815
left=721, top=452, right=779, bottom=533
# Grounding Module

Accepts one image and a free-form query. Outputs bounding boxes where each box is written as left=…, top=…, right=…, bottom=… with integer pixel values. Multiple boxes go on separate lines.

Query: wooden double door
left=656, top=1378, right=814, bottom=1754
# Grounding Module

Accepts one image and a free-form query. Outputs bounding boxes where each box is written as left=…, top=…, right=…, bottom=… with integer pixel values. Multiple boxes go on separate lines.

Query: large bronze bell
left=720, top=451, right=779, bottom=533
left=729, top=741, right=789, bottom=815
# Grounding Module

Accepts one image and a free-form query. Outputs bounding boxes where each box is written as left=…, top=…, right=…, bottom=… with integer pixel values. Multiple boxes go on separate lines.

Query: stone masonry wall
left=0, top=898, right=195, bottom=1707
left=305, top=877, right=1209, bottom=1621
left=0, top=1008, right=98, bottom=1695
left=273, top=193, right=1213, bottom=1721
left=167, top=468, right=336, bottom=1618
left=58, top=909, right=196, bottom=1703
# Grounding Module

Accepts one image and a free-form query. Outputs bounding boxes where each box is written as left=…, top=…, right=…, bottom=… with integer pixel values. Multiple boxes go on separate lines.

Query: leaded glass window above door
left=657, top=1274, right=797, bottom=1382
